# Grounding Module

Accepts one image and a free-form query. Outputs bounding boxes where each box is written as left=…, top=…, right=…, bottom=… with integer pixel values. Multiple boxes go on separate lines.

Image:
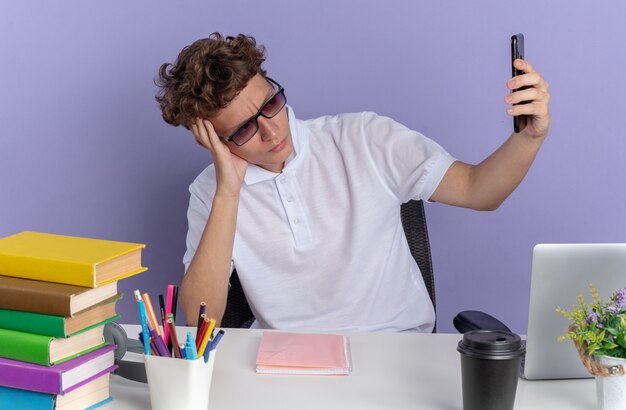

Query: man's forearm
left=180, top=194, right=240, bottom=326
left=432, top=131, right=546, bottom=211
left=467, top=131, right=546, bottom=210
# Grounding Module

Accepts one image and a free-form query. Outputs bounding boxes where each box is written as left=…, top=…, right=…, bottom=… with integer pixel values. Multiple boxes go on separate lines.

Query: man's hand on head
left=191, top=118, right=248, bottom=198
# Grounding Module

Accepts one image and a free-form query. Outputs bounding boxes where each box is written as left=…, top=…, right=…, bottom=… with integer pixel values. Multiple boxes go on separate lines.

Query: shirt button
left=293, top=218, right=300, bottom=224
left=287, top=196, right=294, bottom=202
left=279, top=178, right=286, bottom=184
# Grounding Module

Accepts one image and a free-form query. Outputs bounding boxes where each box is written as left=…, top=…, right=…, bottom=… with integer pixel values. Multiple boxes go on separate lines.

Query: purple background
left=1, top=1, right=624, bottom=333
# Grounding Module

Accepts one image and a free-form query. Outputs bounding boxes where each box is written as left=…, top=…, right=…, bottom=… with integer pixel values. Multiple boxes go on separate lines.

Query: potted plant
left=557, top=284, right=626, bottom=410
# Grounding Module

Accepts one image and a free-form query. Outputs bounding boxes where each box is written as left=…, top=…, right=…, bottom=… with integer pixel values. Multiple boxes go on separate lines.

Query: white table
left=104, top=326, right=596, bottom=409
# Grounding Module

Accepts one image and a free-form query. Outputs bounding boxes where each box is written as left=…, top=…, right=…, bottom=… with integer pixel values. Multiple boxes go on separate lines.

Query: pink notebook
left=255, top=331, right=352, bottom=375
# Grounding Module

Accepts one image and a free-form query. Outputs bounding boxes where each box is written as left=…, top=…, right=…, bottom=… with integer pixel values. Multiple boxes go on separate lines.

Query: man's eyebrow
left=228, top=85, right=276, bottom=134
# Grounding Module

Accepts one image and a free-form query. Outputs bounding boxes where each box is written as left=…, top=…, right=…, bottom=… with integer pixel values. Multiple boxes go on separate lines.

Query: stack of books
left=0, top=231, right=147, bottom=409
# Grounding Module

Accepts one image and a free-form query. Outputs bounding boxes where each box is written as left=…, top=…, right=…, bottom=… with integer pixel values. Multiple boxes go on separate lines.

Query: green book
left=0, top=295, right=121, bottom=338
left=0, top=325, right=107, bottom=366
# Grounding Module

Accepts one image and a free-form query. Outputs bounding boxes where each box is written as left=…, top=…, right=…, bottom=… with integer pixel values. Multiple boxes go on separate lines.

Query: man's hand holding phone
left=507, top=34, right=550, bottom=140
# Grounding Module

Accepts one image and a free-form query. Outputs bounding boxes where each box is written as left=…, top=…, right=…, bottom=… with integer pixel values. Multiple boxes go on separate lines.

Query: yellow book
left=0, top=231, right=147, bottom=288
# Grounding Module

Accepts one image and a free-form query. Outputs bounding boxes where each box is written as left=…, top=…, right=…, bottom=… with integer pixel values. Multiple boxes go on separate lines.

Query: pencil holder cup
left=144, top=352, right=217, bottom=410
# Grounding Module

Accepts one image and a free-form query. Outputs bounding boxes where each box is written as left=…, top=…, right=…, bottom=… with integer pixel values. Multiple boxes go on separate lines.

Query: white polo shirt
left=184, top=107, right=456, bottom=332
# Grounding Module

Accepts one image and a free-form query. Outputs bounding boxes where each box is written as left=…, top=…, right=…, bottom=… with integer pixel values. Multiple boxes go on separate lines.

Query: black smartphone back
left=511, top=33, right=527, bottom=133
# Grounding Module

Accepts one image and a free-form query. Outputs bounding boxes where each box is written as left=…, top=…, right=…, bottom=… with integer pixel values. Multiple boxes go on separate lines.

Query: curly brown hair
left=155, top=33, right=267, bottom=128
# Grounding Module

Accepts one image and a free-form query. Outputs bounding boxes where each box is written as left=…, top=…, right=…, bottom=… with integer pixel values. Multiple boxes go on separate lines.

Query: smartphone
left=511, top=33, right=528, bottom=133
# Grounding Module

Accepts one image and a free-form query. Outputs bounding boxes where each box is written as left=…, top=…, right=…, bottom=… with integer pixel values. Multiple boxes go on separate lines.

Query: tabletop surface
left=104, top=326, right=597, bottom=410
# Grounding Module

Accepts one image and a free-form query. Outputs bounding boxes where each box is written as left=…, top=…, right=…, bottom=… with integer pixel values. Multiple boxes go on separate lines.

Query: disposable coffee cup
left=144, top=352, right=217, bottom=410
left=457, top=330, right=525, bottom=410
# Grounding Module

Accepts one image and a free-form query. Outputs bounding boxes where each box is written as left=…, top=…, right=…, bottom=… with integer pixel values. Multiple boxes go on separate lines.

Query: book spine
left=0, top=386, right=54, bottom=409
left=0, top=344, right=115, bottom=394
left=0, top=309, right=65, bottom=337
left=0, top=253, right=94, bottom=287
left=0, top=364, right=118, bottom=396
left=0, top=359, right=60, bottom=393
left=0, top=328, right=51, bottom=366
left=0, top=284, right=72, bottom=316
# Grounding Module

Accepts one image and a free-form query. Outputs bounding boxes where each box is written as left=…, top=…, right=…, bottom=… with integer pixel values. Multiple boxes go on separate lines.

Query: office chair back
left=221, top=199, right=437, bottom=330
left=221, top=270, right=255, bottom=328
left=400, top=199, right=437, bottom=315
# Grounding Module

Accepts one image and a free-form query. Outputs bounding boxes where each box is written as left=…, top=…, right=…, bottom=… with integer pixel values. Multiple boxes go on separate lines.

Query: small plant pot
left=595, top=355, right=626, bottom=410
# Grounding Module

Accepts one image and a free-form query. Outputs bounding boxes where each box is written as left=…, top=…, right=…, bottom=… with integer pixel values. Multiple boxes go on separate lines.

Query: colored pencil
left=171, top=285, right=179, bottom=321
left=164, top=285, right=174, bottom=348
left=167, top=319, right=182, bottom=359
left=196, top=316, right=208, bottom=349
left=142, top=293, right=161, bottom=337
left=198, top=318, right=216, bottom=357
left=196, top=303, right=206, bottom=336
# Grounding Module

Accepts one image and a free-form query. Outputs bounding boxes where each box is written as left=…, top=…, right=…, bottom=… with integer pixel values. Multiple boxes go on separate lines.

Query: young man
left=156, top=33, right=550, bottom=332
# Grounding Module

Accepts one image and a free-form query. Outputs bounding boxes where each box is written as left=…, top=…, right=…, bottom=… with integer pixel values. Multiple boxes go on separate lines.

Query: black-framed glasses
left=220, top=77, right=287, bottom=146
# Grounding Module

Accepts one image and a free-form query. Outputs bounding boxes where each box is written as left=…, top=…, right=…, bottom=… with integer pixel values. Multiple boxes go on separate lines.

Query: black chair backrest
left=221, top=269, right=254, bottom=328
left=400, top=199, right=436, bottom=314
left=221, top=199, right=436, bottom=329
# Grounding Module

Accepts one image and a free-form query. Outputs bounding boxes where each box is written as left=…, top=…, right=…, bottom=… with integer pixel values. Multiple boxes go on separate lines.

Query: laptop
left=520, top=243, right=626, bottom=380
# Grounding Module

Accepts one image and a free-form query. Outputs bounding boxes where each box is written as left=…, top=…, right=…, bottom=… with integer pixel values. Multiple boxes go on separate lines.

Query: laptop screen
left=523, top=243, right=626, bottom=380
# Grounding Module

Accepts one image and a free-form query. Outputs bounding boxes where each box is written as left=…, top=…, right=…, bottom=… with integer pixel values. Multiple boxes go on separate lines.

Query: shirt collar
left=244, top=105, right=309, bottom=185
